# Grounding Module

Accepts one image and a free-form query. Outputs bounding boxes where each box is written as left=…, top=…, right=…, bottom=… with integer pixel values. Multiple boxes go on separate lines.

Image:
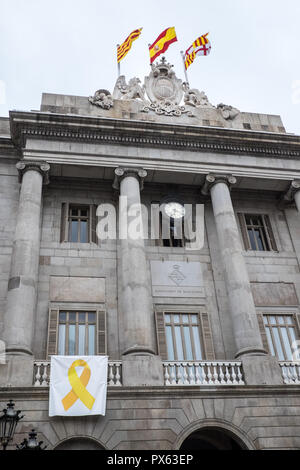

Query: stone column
left=202, top=174, right=267, bottom=357
left=0, top=161, right=50, bottom=386
left=283, top=180, right=300, bottom=212
left=113, top=168, right=163, bottom=386
left=4, top=161, right=50, bottom=356
left=202, top=174, right=282, bottom=384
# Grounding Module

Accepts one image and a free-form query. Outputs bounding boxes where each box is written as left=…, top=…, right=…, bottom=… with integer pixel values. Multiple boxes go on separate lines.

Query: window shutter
left=237, top=213, right=250, bottom=250
left=200, top=312, right=215, bottom=360
left=90, top=204, right=98, bottom=245
left=257, top=313, right=269, bottom=352
left=60, top=203, right=69, bottom=243
left=155, top=311, right=168, bottom=360
left=47, top=309, right=59, bottom=358
left=97, top=311, right=107, bottom=355
left=263, top=215, right=277, bottom=251
left=295, top=313, right=300, bottom=337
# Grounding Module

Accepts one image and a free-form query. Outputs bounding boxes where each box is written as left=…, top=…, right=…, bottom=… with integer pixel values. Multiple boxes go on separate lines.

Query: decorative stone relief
left=150, top=261, right=205, bottom=298
left=141, top=57, right=193, bottom=117
left=113, top=75, right=147, bottom=102
left=183, top=82, right=214, bottom=108
left=89, top=89, right=113, bottom=109
left=144, top=57, right=183, bottom=104
left=217, top=103, right=240, bottom=120
left=142, top=99, right=194, bottom=117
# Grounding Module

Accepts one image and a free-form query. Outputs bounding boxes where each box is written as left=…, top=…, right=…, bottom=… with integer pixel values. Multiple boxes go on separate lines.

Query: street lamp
left=16, top=429, right=47, bottom=450
left=0, top=400, right=24, bottom=450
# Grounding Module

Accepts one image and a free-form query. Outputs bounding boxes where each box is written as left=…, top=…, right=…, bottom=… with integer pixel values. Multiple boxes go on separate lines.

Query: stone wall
left=1, top=388, right=299, bottom=450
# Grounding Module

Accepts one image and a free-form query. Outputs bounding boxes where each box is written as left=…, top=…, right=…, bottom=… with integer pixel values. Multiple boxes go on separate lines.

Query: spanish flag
left=117, top=28, right=142, bottom=63
left=149, top=27, right=177, bottom=64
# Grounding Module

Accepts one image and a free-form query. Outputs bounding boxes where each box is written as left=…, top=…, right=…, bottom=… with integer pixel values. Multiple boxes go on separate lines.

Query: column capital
left=282, top=180, right=300, bottom=203
left=201, top=173, right=237, bottom=196
left=16, top=161, right=50, bottom=185
left=113, top=167, right=148, bottom=191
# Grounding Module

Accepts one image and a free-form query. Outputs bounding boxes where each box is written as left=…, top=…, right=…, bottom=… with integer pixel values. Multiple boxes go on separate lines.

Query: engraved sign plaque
left=150, top=261, right=205, bottom=298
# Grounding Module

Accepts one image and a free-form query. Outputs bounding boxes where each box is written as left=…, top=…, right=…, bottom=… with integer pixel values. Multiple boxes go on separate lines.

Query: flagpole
left=148, top=43, right=152, bottom=65
left=180, top=51, right=189, bottom=85
left=117, top=44, right=121, bottom=77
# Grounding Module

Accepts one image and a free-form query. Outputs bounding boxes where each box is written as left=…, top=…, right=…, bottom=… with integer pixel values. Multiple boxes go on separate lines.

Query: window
left=160, top=214, right=185, bottom=248
left=58, top=311, right=96, bottom=355
left=153, top=201, right=192, bottom=248
left=60, top=203, right=97, bottom=244
left=262, top=314, right=299, bottom=361
left=47, top=308, right=106, bottom=357
left=238, top=213, right=277, bottom=251
left=155, top=310, right=215, bottom=360
left=68, top=206, right=89, bottom=243
left=164, top=313, right=203, bottom=361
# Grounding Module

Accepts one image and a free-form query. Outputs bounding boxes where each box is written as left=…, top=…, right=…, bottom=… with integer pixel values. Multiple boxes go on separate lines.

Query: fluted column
left=4, top=161, right=50, bottom=356
left=202, top=174, right=266, bottom=358
left=113, top=167, right=155, bottom=356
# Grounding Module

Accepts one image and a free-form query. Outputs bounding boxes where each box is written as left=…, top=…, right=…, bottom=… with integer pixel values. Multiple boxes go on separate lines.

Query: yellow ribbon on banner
left=62, top=359, right=95, bottom=411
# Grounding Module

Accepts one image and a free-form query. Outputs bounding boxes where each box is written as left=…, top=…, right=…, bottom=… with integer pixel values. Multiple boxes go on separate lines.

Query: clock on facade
left=164, top=201, right=186, bottom=219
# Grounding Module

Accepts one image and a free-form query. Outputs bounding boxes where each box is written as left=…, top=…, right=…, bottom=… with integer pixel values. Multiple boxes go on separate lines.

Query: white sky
left=1, top=0, right=300, bottom=133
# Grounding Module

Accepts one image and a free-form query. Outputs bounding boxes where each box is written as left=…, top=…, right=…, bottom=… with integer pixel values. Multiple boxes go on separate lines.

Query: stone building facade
left=0, top=59, right=300, bottom=450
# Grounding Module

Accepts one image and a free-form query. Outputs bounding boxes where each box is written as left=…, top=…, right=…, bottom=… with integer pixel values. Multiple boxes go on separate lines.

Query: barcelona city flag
left=149, top=27, right=177, bottom=64
left=117, top=28, right=142, bottom=63
left=184, top=33, right=211, bottom=70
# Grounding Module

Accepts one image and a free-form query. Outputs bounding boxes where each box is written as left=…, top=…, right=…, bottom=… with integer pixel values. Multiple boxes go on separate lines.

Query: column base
left=235, top=347, right=267, bottom=359
left=0, top=355, right=34, bottom=387
left=6, top=345, right=33, bottom=356
left=122, top=345, right=156, bottom=356
left=122, top=355, right=164, bottom=386
left=241, top=355, right=283, bottom=386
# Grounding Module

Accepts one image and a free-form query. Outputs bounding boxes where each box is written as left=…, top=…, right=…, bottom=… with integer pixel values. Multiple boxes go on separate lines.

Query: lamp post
left=16, top=429, right=47, bottom=450
left=0, top=400, right=24, bottom=450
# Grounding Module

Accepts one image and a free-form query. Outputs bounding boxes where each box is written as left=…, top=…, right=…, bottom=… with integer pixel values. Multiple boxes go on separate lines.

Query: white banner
left=49, top=356, right=108, bottom=417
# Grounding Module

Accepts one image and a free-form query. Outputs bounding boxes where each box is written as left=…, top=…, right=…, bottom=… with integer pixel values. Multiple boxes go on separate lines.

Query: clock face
left=164, top=202, right=185, bottom=219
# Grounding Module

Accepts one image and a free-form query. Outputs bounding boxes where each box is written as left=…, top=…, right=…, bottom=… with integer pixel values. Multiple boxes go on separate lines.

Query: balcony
left=163, top=361, right=245, bottom=386
left=279, top=362, right=300, bottom=384
left=33, top=360, right=246, bottom=387
left=33, top=361, right=122, bottom=387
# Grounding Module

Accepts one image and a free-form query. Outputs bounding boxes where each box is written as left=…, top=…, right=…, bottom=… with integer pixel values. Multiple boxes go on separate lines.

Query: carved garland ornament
left=142, top=100, right=194, bottom=117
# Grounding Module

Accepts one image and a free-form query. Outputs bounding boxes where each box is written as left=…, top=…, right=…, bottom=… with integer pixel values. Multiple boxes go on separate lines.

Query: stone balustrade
left=279, top=362, right=300, bottom=384
left=34, top=360, right=300, bottom=387
left=33, top=361, right=122, bottom=387
left=163, top=361, right=245, bottom=386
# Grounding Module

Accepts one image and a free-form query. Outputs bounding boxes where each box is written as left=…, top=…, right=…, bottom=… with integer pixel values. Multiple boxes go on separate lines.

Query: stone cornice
left=0, top=136, right=18, bottom=156
left=9, top=111, right=300, bottom=160
left=1, top=385, right=300, bottom=401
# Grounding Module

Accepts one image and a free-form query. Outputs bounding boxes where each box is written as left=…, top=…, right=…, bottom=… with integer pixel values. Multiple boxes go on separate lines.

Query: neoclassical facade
left=0, top=60, right=300, bottom=450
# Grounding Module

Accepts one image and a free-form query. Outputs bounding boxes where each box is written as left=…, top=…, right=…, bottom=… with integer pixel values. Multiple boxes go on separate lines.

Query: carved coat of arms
left=144, top=57, right=183, bottom=105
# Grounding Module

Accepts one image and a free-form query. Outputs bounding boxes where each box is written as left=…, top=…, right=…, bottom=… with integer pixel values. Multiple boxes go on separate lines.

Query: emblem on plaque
left=168, top=265, right=186, bottom=286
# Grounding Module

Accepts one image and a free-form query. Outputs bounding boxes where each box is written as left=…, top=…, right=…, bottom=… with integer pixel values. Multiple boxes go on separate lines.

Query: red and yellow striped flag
left=149, top=27, right=177, bottom=64
left=117, top=28, right=142, bottom=63
left=184, top=33, right=211, bottom=70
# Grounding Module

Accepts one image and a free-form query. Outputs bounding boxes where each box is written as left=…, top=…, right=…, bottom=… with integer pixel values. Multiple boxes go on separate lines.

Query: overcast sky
left=1, top=0, right=300, bottom=134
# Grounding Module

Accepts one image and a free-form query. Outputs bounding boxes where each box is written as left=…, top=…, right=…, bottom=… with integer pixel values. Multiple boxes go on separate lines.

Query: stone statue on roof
left=113, top=76, right=147, bottom=102
left=89, top=89, right=113, bottom=109
left=183, top=82, right=214, bottom=109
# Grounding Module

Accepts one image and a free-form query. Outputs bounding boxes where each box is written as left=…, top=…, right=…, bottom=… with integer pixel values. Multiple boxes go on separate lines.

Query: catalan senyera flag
left=149, top=27, right=177, bottom=64
left=184, top=33, right=211, bottom=70
left=117, top=28, right=142, bottom=63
